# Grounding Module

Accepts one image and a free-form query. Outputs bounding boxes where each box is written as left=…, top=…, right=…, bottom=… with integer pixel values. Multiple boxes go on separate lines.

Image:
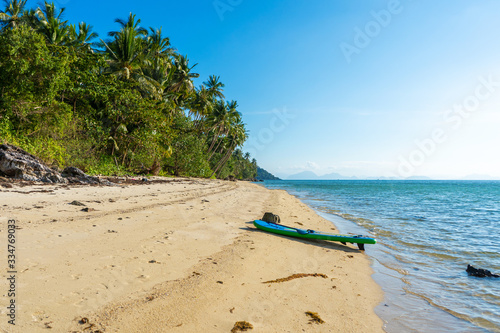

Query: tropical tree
left=68, top=22, right=98, bottom=51
left=204, top=75, right=225, bottom=100
left=35, top=1, right=70, bottom=45
left=207, top=100, right=239, bottom=159
left=108, top=12, right=147, bottom=38
left=145, top=27, right=174, bottom=62
left=211, top=119, right=247, bottom=178
left=141, top=27, right=177, bottom=101
left=99, top=13, right=164, bottom=98
left=189, top=86, right=212, bottom=118
left=161, top=54, right=199, bottom=106
left=0, top=4, right=252, bottom=179
left=0, top=0, right=26, bottom=30
left=100, top=13, right=147, bottom=79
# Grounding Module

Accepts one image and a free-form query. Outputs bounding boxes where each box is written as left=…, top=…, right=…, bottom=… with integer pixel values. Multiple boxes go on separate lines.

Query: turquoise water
left=262, top=180, right=500, bottom=333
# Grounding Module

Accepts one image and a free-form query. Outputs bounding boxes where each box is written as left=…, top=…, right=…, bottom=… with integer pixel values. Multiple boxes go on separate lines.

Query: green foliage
left=84, top=155, right=129, bottom=176
left=256, top=166, right=280, bottom=180
left=163, top=116, right=212, bottom=177
left=0, top=3, right=256, bottom=178
left=212, top=149, right=257, bottom=180
left=0, top=25, right=70, bottom=103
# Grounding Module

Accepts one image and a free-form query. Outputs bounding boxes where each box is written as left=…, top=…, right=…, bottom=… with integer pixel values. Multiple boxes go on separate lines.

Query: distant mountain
left=286, top=171, right=319, bottom=180
left=256, top=167, right=280, bottom=180
left=365, top=176, right=401, bottom=180
left=318, top=172, right=358, bottom=180
left=287, top=171, right=358, bottom=180
left=280, top=172, right=500, bottom=181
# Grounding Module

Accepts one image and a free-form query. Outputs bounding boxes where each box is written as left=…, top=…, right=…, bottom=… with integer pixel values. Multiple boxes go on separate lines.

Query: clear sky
left=27, top=0, right=500, bottom=179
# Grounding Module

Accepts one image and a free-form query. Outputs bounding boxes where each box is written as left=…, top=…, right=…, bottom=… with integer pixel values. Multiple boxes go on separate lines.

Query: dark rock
left=61, top=166, right=87, bottom=178
left=262, top=212, right=280, bottom=224
left=61, top=166, right=101, bottom=185
left=0, top=144, right=66, bottom=183
left=466, top=264, right=500, bottom=278
left=69, top=200, right=86, bottom=206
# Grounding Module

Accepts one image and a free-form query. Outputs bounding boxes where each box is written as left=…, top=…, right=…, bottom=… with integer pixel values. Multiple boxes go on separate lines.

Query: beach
left=0, top=178, right=383, bottom=332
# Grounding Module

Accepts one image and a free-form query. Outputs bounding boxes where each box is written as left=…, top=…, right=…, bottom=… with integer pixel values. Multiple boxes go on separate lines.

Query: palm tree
left=187, top=75, right=224, bottom=126
left=0, top=0, right=27, bottom=30
left=35, top=1, right=70, bottom=45
left=157, top=54, right=199, bottom=106
left=206, top=100, right=239, bottom=159
left=100, top=13, right=166, bottom=98
left=188, top=86, right=211, bottom=121
left=141, top=27, right=178, bottom=100
left=169, top=54, right=199, bottom=93
left=100, top=13, right=147, bottom=80
left=212, top=119, right=247, bottom=178
left=203, top=75, right=225, bottom=100
left=108, top=12, right=147, bottom=38
left=20, top=8, right=38, bottom=29
left=69, top=22, right=98, bottom=51
left=146, top=27, right=174, bottom=60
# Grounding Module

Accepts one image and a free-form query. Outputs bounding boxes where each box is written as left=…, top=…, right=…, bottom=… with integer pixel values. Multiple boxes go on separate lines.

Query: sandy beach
left=0, top=178, right=383, bottom=332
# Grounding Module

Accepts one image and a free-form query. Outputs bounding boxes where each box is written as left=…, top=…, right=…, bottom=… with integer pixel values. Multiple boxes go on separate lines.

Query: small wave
left=403, top=289, right=499, bottom=332
left=415, top=250, right=461, bottom=262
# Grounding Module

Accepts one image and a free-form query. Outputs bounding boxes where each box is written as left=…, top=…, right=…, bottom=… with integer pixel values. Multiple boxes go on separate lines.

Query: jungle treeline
left=0, top=0, right=257, bottom=179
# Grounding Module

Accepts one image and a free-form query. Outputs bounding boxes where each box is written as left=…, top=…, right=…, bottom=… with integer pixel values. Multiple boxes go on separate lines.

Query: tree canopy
left=0, top=1, right=256, bottom=179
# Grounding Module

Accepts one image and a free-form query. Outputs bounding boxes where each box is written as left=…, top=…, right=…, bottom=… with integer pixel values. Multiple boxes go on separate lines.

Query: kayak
left=253, top=219, right=376, bottom=250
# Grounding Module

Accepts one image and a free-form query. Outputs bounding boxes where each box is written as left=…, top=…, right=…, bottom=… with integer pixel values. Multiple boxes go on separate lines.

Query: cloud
left=306, top=161, right=320, bottom=170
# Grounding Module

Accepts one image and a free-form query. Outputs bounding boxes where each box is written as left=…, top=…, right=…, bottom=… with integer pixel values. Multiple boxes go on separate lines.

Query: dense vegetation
left=0, top=0, right=257, bottom=179
left=256, top=167, right=280, bottom=180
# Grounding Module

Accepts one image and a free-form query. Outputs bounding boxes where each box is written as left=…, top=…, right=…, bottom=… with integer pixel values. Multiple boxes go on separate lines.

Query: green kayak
left=253, top=220, right=376, bottom=250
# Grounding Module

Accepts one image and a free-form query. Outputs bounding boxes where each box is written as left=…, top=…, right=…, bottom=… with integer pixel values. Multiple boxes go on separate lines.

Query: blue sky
left=27, top=0, right=500, bottom=179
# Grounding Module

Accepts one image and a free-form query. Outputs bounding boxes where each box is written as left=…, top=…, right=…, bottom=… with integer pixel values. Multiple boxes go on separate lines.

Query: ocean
left=262, top=180, right=500, bottom=333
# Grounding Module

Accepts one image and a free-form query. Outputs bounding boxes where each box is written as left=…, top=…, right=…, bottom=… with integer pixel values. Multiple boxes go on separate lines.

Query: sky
left=26, top=0, right=500, bottom=179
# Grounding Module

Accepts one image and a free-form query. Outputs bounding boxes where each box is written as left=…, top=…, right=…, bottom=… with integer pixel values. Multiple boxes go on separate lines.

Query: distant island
left=283, top=171, right=499, bottom=181
left=287, top=171, right=357, bottom=180
left=256, top=167, right=280, bottom=180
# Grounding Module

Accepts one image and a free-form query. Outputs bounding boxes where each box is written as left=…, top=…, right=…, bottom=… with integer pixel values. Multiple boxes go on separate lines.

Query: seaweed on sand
left=231, top=321, right=253, bottom=332
left=262, top=273, right=328, bottom=284
left=305, top=311, right=325, bottom=324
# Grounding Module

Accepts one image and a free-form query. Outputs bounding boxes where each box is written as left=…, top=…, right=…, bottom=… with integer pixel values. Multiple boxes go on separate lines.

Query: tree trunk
left=209, top=136, right=225, bottom=161
left=211, top=144, right=234, bottom=178
left=207, top=127, right=222, bottom=156
left=216, top=147, right=235, bottom=178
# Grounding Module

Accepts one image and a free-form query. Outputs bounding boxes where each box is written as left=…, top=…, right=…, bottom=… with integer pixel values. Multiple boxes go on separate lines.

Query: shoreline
left=0, top=178, right=383, bottom=332
left=260, top=180, right=499, bottom=333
